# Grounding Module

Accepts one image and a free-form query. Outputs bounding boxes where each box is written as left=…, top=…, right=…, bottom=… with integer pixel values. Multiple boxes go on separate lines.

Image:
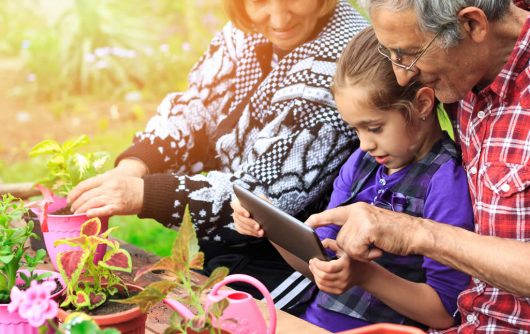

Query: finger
left=74, top=194, right=114, bottom=215
left=70, top=185, right=106, bottom=213
left=305, top=206, right=352, bottom=228
left=230, top=199, right=250, bottom=218
left=321, top=238, right=340, bottom=253
left=85, top=204, right=118, bottom=218
left=233, top=215, right=263, bottom=237
left=67, top=175, right=103, bottom=204
left=312, top=257, right=343, bottom=274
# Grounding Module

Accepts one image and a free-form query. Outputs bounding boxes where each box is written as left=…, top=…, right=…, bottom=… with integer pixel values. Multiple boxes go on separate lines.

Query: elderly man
left=307, top=0, right=530, bottom=332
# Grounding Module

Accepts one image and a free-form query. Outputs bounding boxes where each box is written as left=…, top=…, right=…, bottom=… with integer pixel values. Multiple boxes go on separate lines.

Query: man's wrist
left=410, top=218, right=436, bottom=255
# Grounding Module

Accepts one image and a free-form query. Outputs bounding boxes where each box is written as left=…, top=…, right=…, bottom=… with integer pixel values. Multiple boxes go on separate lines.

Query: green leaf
left=63, top=134, right=89, bottom=152
left=29, top=139, right=61, bottom=157
left=115, top=280, right=178, bottom=313
left=0, top=254, right=14, bottom=263
left=197, top=266, right=229, bottom=294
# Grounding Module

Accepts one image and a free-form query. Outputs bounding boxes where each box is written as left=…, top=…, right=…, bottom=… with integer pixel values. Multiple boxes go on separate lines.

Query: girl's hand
left=231, top=197, right=264, bottom=237
left=309, top=239, right=371, bottom=294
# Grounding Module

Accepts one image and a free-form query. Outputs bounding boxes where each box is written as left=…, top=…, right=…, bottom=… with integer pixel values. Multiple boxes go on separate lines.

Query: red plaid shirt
left=441, top=3, right=530, bottom=333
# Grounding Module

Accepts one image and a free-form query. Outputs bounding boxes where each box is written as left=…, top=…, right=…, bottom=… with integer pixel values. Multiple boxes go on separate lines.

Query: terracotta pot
left=31, top=196, right=108, bottom=270
left=337, top=323, right=425, bottom=334
left=0, top=269, right=66, bottom=334
left=57, top=284, right=147, bottom=334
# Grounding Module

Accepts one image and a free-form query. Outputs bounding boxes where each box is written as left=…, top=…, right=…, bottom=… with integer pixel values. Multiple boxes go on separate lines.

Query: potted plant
left=118, top=207, right=277, bottom=334
left=28, top=134, right=110, bottom=270
left=0, top=193, right=66, bottom=333
left=54, top=217, right=147, bottom=334
left=117, top=206, right=229, bottom=334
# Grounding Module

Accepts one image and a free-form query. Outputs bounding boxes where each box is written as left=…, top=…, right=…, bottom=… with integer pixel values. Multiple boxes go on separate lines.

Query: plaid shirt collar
left=489, top=14, right=530, bottom=102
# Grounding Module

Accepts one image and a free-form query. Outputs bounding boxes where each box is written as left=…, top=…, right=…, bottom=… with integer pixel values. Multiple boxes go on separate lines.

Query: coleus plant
left=55, top=217, right=132, bottom=310
left=29, top=134, right=109, bottom=197
left=118, top=206, right=229, bottom=333
left=0, top=194, right=49, bottom=303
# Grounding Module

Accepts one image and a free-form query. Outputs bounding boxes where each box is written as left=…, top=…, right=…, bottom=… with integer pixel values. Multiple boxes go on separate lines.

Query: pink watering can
left=164, top=274, right=277, bottom=334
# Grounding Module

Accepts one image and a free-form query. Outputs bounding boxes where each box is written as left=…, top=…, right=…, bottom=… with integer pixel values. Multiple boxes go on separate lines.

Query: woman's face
left=244, top=0, right=325, bottom=51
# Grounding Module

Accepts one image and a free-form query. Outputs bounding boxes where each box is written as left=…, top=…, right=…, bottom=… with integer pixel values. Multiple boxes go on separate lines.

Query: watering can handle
left=210, top=274, right=277, bottom=334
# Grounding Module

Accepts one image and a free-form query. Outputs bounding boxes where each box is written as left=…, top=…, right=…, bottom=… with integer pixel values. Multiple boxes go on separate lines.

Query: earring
left=421, top=116, right=426, bottom=121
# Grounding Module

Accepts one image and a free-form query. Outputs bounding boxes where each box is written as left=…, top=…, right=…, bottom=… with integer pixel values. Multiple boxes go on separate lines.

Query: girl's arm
left=359, top=261, right=455, bottom=329
left=310, top=246, right=454, bottom=329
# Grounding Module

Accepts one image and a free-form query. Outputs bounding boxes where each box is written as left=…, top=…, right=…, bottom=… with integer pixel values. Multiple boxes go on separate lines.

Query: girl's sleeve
left=422, top=159, right=474, bottom=318
left=315, top=149, right=365, bottom=243
left=116, top=23, right=238, bottom=174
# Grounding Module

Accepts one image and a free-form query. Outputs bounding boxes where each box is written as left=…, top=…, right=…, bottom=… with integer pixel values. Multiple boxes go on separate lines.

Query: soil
left=1, top=277, right=64, bottom=304
left=51, top=205, right=75, bottom=215
left=63, top=289, right=140, bottom=317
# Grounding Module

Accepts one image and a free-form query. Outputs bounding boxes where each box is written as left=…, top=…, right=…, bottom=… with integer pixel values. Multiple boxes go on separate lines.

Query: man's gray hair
left=358, top=0, right=511, bottom=48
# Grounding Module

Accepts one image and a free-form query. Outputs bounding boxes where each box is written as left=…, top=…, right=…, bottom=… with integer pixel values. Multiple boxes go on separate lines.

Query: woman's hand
left=67, top=170, right=144, bottom=218
left=230, top=197, right=264, bottom=237
left=309, top=238, right=371, bottom=294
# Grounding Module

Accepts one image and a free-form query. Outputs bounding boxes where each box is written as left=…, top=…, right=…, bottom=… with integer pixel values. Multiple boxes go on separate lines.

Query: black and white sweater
left=118, top=0, right=369, bottom=244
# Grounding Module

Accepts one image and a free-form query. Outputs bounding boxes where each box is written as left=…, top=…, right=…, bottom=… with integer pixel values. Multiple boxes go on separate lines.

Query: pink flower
left=8, top=280, right=59, bottom=327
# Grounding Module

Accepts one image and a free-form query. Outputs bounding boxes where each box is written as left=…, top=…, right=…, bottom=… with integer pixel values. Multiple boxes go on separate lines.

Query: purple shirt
left=303, top=149, right=474, bottom=332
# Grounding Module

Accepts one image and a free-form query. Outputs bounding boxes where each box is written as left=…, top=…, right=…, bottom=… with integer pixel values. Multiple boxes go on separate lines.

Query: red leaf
left=89, top=292, right=106, bottom=309
left=58, top=250, right=85, bottom=279
left=99, top=249, right=132, bottom=272
left=76, top=293, right=87, bottom=305
left=81, top=218, right=101, bottom=236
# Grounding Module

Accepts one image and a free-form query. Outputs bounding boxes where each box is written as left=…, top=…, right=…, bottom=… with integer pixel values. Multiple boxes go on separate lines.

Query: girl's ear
left=414, top=87, right=436, bottom=120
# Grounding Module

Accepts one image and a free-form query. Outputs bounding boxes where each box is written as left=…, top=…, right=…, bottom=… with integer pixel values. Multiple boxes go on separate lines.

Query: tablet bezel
left=233, top=184, right=329, bottom=263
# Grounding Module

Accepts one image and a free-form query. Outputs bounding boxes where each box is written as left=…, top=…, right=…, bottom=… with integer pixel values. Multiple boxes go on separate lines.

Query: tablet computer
left=233, top=184, right=329, bottom=263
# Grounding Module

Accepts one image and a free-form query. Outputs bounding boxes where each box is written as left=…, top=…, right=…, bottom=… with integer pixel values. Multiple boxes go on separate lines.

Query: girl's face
left=244, top=0, right=324, bottom=51
left=335, top=86, right=427, bottom=175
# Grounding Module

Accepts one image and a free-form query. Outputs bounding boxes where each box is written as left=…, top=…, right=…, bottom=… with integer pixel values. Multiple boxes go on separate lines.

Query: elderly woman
left=68, top=0, right=368, bottom=301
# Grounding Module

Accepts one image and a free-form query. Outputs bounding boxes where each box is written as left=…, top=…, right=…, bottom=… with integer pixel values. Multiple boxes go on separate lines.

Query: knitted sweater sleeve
left=116, top=22, right=238, bottom=174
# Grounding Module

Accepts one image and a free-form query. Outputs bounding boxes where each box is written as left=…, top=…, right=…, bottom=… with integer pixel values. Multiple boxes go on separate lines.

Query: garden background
left=0, top=1, right=370, bottom=256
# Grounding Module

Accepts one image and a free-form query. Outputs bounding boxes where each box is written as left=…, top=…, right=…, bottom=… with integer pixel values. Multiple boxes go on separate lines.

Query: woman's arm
left=116, top=22, right=239, bottom=174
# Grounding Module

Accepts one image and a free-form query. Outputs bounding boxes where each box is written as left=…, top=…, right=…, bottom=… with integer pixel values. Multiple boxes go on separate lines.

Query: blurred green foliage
left=3, top=0, right=225, bottom=102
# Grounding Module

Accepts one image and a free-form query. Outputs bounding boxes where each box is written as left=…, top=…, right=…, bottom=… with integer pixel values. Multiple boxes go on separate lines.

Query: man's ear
left=458, top=7, right=489, bottom=43
left=414, top=87, right=436, bottom=120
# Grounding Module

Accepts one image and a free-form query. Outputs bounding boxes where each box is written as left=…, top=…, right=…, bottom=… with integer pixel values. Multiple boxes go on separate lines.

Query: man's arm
left=306, top=203, right=530, bottom=297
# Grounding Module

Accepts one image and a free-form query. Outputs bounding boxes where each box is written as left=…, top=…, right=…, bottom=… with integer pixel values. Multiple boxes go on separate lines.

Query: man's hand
left=306, top=202, right=422, bottom=262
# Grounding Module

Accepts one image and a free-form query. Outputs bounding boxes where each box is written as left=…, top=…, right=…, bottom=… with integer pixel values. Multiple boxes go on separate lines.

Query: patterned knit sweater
left=117, top=0, right=369, bottom=244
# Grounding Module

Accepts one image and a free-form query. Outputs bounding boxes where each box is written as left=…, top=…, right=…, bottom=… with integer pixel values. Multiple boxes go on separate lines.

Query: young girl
left=232, top=27, right=474, bottom=331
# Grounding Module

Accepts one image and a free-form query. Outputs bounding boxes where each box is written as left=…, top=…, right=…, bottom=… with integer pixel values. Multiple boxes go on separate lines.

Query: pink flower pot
left=31, top=196, right=108, bottom=271
left=0, top=270, right=65, bottom=334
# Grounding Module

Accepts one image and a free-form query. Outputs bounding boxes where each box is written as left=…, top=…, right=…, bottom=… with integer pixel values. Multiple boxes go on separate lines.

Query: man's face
left=371, top=7, right=487, bottom=103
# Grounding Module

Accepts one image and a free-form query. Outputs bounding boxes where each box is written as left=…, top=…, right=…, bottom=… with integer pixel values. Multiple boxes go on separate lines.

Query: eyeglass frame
left=377, top=30, right=441, bottom=72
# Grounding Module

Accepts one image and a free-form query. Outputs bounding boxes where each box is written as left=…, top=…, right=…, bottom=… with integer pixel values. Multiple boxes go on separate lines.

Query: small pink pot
left=31, top=196, right=108, bottom=271
left=0, top=270, right=65, bottom=334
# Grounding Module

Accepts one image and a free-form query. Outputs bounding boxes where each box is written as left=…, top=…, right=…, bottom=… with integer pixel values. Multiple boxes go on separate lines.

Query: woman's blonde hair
left=333, top=26, right=424, bottom=121
left=224, top=0, right=338, bottom=33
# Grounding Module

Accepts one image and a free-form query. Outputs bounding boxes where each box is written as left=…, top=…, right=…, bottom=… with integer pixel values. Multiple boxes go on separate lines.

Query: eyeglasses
left=378, top=31, right=441, bottom=72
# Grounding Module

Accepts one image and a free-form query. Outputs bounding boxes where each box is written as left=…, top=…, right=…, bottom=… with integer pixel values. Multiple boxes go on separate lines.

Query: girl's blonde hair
left=224, top=0, right=338, bottom=33
left=333, top=26, right=424, bottom=121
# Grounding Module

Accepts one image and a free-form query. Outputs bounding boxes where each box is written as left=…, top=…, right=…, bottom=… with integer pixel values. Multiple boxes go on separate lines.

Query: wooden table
left=37, top=241, right=330, bottom=334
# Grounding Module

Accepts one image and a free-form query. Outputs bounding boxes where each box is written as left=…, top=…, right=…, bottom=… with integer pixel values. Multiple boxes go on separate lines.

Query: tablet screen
left=233, top=184, right=329, bottom=263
